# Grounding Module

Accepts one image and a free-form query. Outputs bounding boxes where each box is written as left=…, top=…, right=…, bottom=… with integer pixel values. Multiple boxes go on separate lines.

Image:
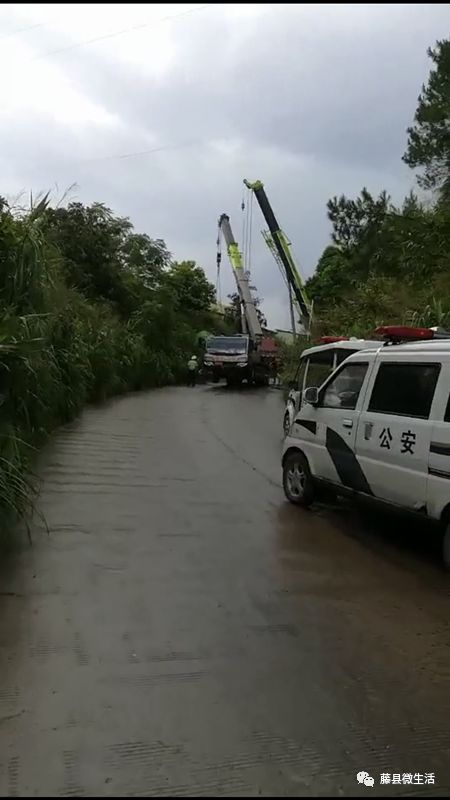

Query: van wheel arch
left=440, top=505, right=450, bottom=569
left=282, top=445, right=305, bottom=468
left=441, top=505, right=450, bottom=526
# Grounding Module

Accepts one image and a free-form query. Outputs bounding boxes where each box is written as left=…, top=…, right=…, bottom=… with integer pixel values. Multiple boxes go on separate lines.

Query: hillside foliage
left=306, top=38, right=450, bottom=339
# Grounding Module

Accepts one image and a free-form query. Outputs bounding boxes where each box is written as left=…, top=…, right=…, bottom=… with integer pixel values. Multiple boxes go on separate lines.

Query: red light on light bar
left=375, top=326, right=434, bottom=340
left=319, top=336, right=349, bottom=344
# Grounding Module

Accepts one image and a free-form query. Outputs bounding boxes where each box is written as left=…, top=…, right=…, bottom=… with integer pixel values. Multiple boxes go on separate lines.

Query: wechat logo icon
left=357, top=771, right=374, bottom=788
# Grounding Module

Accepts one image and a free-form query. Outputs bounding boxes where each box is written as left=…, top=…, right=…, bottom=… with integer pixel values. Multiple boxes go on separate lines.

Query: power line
left=31, top=4, right=211, bottom=62
left=78, top=139, right=201, bottom=165
left=10, top=136, right=220, bottom=167
left=0, top=22, right=44, bottom=41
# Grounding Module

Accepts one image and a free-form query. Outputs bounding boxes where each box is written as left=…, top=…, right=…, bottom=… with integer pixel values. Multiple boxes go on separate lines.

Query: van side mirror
left=304, top=386, right=319, bottom=406
left=288, top=379, right=296, bottom=390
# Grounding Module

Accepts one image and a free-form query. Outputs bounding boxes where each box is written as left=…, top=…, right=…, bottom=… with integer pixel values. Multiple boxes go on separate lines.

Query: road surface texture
left=1, top=385, right=450, bottom=797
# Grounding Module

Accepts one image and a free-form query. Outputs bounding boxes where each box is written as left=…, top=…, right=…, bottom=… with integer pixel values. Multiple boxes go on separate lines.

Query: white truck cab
left=283, top=337, right=381, bottom=436
left=281, top=327, right=450, bottom=565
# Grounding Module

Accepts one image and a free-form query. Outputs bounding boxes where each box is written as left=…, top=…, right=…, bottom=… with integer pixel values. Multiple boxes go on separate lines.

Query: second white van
left=282, top=327, right=450, bottom=565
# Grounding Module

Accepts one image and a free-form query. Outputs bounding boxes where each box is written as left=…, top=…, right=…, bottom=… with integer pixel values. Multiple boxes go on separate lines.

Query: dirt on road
left=1, top=385, right=450, bottom=796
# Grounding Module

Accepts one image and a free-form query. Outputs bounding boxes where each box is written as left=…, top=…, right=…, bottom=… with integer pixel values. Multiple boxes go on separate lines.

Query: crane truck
left=203, top=213, right=277, bottom=387
left=243, top=178, right=312, bottom=335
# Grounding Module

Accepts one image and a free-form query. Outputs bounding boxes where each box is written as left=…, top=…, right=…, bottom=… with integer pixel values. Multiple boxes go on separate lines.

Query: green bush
left=0, top=196, right=216, bottom=544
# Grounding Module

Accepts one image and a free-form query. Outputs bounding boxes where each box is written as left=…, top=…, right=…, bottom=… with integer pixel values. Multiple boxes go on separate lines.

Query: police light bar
left=375, top=326, right=434, bottom=341
left=318, top=336, right=349, bottom=344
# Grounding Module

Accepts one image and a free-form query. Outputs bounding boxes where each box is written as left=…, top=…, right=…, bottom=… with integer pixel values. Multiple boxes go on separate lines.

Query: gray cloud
left=1, top=3, right=449, bottom=328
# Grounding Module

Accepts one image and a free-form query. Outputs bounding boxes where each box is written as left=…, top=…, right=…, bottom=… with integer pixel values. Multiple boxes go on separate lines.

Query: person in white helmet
left=187, top=354, right=198, bottom=386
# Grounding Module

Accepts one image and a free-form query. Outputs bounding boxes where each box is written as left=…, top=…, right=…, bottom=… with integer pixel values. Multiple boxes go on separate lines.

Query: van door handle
left=342, top=419, right=353, bottom=428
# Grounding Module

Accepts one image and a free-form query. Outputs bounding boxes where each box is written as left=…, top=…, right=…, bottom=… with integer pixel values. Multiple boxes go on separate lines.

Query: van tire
left=283, top=451, right=314, bottom=507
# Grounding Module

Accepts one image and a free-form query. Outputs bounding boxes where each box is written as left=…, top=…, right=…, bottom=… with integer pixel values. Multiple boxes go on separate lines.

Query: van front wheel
left=283, top=451, right=314, bottom=507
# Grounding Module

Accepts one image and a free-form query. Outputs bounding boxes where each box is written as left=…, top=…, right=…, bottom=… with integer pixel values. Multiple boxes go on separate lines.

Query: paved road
left=1, top=385, right=450, bottom=797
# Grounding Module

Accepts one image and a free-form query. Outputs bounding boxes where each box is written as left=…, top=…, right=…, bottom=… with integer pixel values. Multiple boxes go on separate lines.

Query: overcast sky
left=1, top=3, right=449, bottom=328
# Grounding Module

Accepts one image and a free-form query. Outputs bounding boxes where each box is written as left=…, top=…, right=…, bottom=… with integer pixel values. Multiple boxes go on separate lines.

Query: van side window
left=368, top=363, right=440, bottom=419
left=444, top=393, right=450, bottom=422
left=322, top=363, right=368, bottom=410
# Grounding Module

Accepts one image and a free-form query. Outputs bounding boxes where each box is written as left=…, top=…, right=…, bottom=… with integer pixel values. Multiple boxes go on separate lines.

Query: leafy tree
left=308, top=48, right=450, bottom=336
left=327, top=189, right=390, bottom=252
left=45, top=202, right=134, bottom=312
left=164, top=260, right=215, bottom=313
left=224, top=292, right=242, bottom=330
left=305, top=246, right=349, bottom=307
left=120, top=233, right=170, bottom=288
left=403, top=39, right=450, bottom=197
left=255, top=300, right=268, bottom=329
left=224, top=292, right=267, bottom=331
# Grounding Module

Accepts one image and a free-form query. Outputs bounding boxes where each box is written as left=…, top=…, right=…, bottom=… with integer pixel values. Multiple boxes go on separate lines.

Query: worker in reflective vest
left=187, top=355, right=198, bottom=387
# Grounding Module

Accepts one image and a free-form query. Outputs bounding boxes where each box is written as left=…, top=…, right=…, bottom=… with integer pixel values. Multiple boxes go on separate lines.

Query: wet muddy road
left=1, top=385, right=450, bottom=796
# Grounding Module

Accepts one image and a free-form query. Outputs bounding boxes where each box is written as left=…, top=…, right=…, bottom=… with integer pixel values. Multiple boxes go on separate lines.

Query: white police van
left=283, top=337, right=381, bottom=436
left=281, top=326, right=450, bottom=565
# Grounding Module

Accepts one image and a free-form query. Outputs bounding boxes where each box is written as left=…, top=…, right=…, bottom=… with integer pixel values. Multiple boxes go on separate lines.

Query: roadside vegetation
left=306, top=38, right=450, bottom=339
left=0, top=197, right=219, bottom=543
left=280, top=38, right=450, bottom=382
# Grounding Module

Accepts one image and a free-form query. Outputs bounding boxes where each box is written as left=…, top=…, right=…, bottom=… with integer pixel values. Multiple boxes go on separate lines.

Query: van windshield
left=302, top=347, right=359, bottom=389
left=336, top=348, right=358, bottom=365
left=306, top=351, right=335, bottom=387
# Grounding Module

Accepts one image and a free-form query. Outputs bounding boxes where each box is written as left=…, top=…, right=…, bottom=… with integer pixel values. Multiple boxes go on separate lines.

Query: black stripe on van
left=326, top=428, right=373, bottom=495
left=429, top=467, right=450, bottom=479
left=430, top=442, right=450, bottom=456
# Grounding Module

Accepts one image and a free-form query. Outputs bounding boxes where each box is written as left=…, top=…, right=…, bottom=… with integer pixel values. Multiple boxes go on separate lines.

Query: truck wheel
left=283, top=412, right=291, bottom=436
left=283, top=451, right=314, bottom=507
left=442, top=521, right=450, bottom=569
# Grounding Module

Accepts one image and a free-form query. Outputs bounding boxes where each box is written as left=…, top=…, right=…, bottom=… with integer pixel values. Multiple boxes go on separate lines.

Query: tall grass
left=0, top=198, right=198, bottom=546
